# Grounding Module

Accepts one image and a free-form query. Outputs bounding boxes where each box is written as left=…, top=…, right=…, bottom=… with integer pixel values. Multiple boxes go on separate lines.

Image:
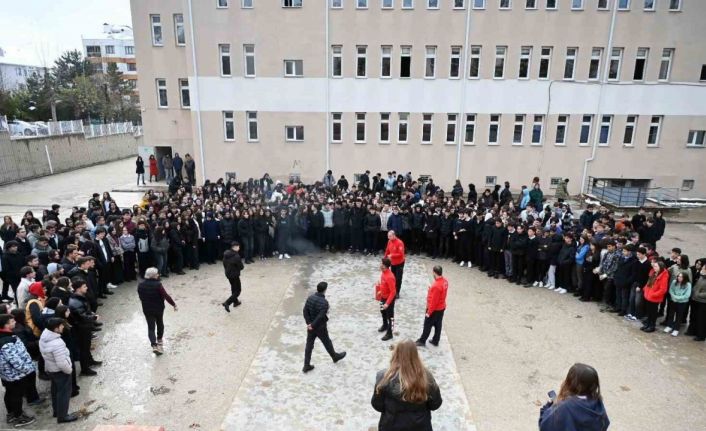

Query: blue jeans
left=153, top=252, right=168, bottom=276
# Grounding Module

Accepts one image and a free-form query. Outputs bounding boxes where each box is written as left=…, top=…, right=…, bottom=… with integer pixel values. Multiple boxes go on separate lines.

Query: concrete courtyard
left=0, top=158, right=705, bottom=430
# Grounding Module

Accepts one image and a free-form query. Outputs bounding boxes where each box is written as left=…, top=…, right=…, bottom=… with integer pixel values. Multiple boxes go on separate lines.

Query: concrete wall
left=0, top=132, right=141, bottom=185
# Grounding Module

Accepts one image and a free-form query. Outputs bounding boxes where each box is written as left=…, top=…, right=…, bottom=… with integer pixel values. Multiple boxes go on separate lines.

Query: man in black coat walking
left=222, top=242, right=244, bottom=312
left=302, top=282, right=346, bottom=373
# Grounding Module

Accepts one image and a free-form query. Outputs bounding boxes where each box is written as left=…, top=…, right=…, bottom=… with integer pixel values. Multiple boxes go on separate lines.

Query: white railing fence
left=2, top=118, right=137, bottom=140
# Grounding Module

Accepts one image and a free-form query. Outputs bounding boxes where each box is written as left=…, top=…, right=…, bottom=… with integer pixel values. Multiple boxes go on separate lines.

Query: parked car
left=8, top=120, right=39, bottom=136
left=33, top=121, right=50, bottom=135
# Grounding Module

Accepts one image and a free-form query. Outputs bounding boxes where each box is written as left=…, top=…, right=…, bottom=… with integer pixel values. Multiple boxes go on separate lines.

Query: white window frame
left=473, top=0, right=486, bottom=9
left=400, top=46, right=412, bottom=78
left=331, top=113, right=342, bottom=143
left=608, top=48, right=623, bottom=81
left=446, top=114, right=458, bottom=144
left=150, top=14, right=163, bottom=46
left=283, top=0, right=304, bottom=7
left=357, top=0, right=369, bottom=9
left=623, top=115, right=637, bottom=146
left=218, top=0, right=229, bottom=8
left=546, top=0, right=557, bottom=9
left=450, top=46, right=462, bottom=79
left=284, top=59, right=303, bottom=77
left=464, top=114, right=476, bottom=145
left=538, top=46, right=552, bottom=80
left=356, top=45, right=368, bottom=78
left=402, top=0, right=414, bottom=8
left=588, top=47, right=602, bottom=81
left=579, top=115, right=592, bottom=146
left=242, top=0, right=254, bottom=8
left=499, top=0, right=512, bottom=10
left=647, top=116, right=662, bottom=146
left=469, top=46, right=481, bottom=79
left=643, top=0, right=655, bottom=11
left=571, top=0, right=583, bottom=9
left=525, top=0, right=537, bottom=8
left=223, top=111, right=235, bottom=141
left=331, top=0, right=343, bottom=8
left=531, top=115, right=544, bottom=145
left=174, top=14, right=186, bottom=46
left=380, top=113, right=391, bottom=144
left=285, top=125, right=305, bottom=142
left=355, top=113, right=366, bottom=143
left=332, top=45, right=343, bottom=78
left=518, top=46, right=532, bottom=79
left=427, top=0, right=440, bottom=9
left=425, top=46, right=437, bottom=79
left=658, top=48, right=673, bottom=81
left=494, top=46, right=507, bottom=79
left=247, top=111, right=258, bottom=142
left=156, top=79, right=168, bottom=108
left=563, top=47, right=578, bottom=80
left=219, top=44, right=232, bottom=77
left=244, top=44, right=256, bottom=77
left=179, top=78, right=190, bottom=108
left=454, top=0, right=466, bottom=9
left=488, top=114, right=500, bottom=145
left=105, top=45, right=115, bottom=55
left=398, top=113, right=409, bottom=144
left=125, top=46, right=134, bottom=55
left=381, top=46, right=392, bottom=78
left=382, top=0, right=394, bottom=9
left=555, top=114, right=568, bottom=145
left=599, top=115, right=612, bottom=146
left=513, top=114, right=524, bottom=145
left=668, top=0, right=681, bottom=11
left=633, top=47, right=648, bottom=81
left=617, top=0, right=630, bottom=10
left=597, top=0, right=609, bottom=10
left=422, top=113, right=433, bottom=144
left=687, top=130, right=706, bottom=147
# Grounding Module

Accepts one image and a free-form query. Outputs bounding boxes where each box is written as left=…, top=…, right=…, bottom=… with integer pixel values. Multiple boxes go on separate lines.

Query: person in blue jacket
left=539, top=363, right=610, bottom=431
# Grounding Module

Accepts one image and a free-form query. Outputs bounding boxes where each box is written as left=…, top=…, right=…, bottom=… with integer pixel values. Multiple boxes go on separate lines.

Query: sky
left=0, top=0, right=132, bottom=66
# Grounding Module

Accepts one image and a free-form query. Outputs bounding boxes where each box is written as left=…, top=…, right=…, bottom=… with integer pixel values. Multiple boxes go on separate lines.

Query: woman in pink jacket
left=641, top=260, right=669, bottom=333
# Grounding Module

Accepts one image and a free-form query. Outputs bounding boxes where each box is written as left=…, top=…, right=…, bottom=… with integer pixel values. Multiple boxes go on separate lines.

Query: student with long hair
left=539, top=363, right=609, bottom=431
left=663, top=271, right=691, bottom=336
left=641, top=260, right=669, bottom=333
left=371, top=340, right=442, bottom=431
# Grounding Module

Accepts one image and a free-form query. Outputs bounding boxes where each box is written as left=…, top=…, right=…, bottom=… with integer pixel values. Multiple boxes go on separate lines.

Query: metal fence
left=0, top=115, right=137, bottom=140
left=84, top=122, right=135, bottom=139
left=586, top=177, right=681, bottom=208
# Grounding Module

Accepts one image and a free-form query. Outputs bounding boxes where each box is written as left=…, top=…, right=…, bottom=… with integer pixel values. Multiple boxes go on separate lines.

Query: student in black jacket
left=222, top=242, right=244, bottom=312
left=524, top=227, right=540, bottom=287
left=556, top=234, right=577, bottom=294
left=487, top=219, right=507, bottom=278
left=612, top=244, right=638, bottom=315
left=509, top=224, right=529, bottom=285
left=237, top=212, right=255, bottom=264
left=302, top=282, right=346, bottom=373
left=363, top=207, right=381, bottom=255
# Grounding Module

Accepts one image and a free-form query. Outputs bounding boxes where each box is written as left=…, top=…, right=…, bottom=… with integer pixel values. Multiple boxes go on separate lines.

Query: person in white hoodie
left=39, top=318, right=78, bottom=423
left=15, top=266, right=35, bottom=308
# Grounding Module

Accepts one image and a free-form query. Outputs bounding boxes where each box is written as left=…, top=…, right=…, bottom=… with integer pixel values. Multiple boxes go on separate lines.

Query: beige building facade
left=131, top=0, right=706, bottom=198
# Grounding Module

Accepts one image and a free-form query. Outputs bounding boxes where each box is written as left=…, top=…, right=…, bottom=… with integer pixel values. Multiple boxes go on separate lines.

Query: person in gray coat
left=39, top=318, right=78, bottom=423
left=161, top=155, right=173, bottom=183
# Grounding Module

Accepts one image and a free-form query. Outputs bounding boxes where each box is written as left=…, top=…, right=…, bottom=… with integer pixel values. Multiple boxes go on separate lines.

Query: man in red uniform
left=384, top=230, right=405, bottom=299
left=416, top=265, right=448, bottom=347
left=375, top=257, right=396, bottom=341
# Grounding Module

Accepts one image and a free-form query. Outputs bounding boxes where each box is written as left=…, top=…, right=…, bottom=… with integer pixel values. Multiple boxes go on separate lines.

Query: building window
left=618, top=0, right=630, bottom=10
left=400, top=46, right=412, bottom=78
left=485, top=176, right=497, bottom=186
left=579, top=115, right=592, bottom=145
left=150, top=14, right=163, bottom=46
left=332, top=45, right=342, bottom=77
left=563, top=47, right=577, bottom=80
left=700, top=65, right=706, bottom=82
left=525, top=0, right=537, bottom=8
left=513, top=114, right=524, bottom=145
left=633, top=47, right=648, bottom=81
left=223, top=111, right=235, bottom=141
left=643, top=0, right=655, bottom=11
left=285, top=126, right=304, bottom=141
left=358, top=0, right=369, bottom=8
left=608, top=48, right=622, bottom=81
left=658, top=48, right=673, bottom=81
left=174, top=14, right=186, bottom=46
left=219, top=44, right=231, bottom=76
left=125, top=46, right=134, bottom=55
left=499, top=0, right=511, bottom=9
left=446, top=114, right=457, bottom=144
left=218, top=0, right=229, bottom=7
left=488, top=114, right=500, bottom=145
left=597, top=0, right=609, bottom=10
left=668, top=0, right=681, bottom=11
left=284, top=60, right=303, bottom=77
left=473, top=0, right=485, bottom=8
left=494, top=46, right=506, bottom=79
left=422, top=113, right=433, bottom=144
left=571, top=0, right=583, bottom=9
left=454, top=0, right=466, bottom=9
left=623, top=115, right=637, bottom=146
left=450, top=46, right=461, bottom=79
left=687, top=130, right=705, bottom=147
left=86, top=45, right=101, bottom=57
left=246, top=112, right=258, bottom=141
left=105, top=45, right=115, bottom=55
left=538, top=46, right=551, bottom=79
left=356, top=45, right=367, bottom=78
left=402, top=0, right=414, bottom=8
left=588, top=47, right=602, bottom=80
left=355, top=113, right=366, bottom=142
left=469, top=46, right=481, bottom=78
left=549, top=177, right=563, bottom=189
left=531, top=115, right=543, bottom=145
left=398, top=113, right=409, bottom=143
left=518, top=46, right=531, bottom=79
left=682, top=179, right=695, bottom=191
left=156, top=79, right=168, bottom=108
left=331, top=113, right=342, bottom=142
left=331, top=0, right=342, bottom=7
left=555, top=115, right=568, bottom=145
left=647, top=116, right=662, bottom=146
left=283, top=0, right=303, bottom=7
left=243, top=0, right=254, bottom=7
left=465, top=114, right=475, bottom=145
left=380, top=113, right=391, bottom=143
left=599, top=115, right=612, bottom=145
left=128, top=63, right=137, bottom=71
left=428, top=0, right=440, bottom=9
left=244, top=44, right=256, bottom=77
left=546, top=0, right=557, bottom=9
left=381, top=46, right=392, bottom=78
left=425, top=46, right=436, bottom=78
left=382, top=0, right=394, bottom=9
left=179, top=79, right=190, bottom=108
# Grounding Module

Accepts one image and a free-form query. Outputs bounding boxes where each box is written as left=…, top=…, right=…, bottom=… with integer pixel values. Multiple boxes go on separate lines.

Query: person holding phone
left=539, top=363, right=610, bottom=431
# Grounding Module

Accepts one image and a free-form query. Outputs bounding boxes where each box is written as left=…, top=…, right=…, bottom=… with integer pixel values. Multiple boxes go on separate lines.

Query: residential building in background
left=131, top=0, right=706, bottom=197
left=82, top=24, right=138, bottom=92
left=0, top=47, right=45, bottom=91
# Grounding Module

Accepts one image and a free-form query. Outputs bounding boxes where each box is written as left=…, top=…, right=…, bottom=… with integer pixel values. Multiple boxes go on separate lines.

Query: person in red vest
left=416, top=266, right=448, bottom=347
left=375, top=257, right=396, bottom=341
left=384, top=231, right=406, bottom=299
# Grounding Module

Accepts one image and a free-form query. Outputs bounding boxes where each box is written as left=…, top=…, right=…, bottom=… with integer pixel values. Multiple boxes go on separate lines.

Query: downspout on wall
left=455, top=3, right=473, bottom=180
left=187, top=0, right=207, bottom=184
